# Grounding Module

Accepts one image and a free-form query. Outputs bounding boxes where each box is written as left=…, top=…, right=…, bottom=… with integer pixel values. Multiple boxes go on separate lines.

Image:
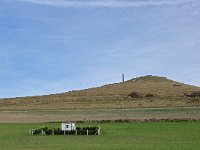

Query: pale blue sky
left=0, top=0, right=200, bottom=98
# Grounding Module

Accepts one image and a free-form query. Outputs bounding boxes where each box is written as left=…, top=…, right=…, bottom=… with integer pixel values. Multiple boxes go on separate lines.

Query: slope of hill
left=0, top=75, right=200, bottom=110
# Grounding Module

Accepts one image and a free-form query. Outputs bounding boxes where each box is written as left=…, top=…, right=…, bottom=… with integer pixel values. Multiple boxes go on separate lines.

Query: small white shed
left=61, top=122, right=76, bottom=131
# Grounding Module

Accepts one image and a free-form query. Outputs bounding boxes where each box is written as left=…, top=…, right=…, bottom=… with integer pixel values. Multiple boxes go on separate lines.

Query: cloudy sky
left=0, top=0, right=200, bottom=98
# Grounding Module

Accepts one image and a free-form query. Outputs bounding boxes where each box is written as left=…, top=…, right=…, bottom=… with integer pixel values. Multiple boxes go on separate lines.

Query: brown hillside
left=0, top=75, right=200, bottom=110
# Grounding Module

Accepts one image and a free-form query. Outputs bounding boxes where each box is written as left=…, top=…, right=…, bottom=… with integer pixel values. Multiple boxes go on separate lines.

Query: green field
left=0, top=122, right=200, bottom=150
left=1, top=107, right=200, bottom=123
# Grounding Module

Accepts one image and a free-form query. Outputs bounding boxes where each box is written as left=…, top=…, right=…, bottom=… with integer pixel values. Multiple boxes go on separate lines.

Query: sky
left=0, top=0, right=200, bottom=98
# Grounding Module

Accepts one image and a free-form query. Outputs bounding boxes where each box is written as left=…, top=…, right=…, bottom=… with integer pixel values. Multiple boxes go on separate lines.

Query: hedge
left=31, top=126, right=99, bottom=135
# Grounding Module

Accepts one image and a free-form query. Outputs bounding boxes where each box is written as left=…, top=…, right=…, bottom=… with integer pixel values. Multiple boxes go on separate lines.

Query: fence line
left=29, top=126, right=101, bottom=136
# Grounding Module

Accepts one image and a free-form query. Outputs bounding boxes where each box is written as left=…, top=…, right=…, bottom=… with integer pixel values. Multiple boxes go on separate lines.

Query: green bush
left=54, top=128, right=64, bottom=135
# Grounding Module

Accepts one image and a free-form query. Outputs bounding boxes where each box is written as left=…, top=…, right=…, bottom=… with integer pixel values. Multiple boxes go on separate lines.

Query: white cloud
left=16, top=0, right=198, bottom=8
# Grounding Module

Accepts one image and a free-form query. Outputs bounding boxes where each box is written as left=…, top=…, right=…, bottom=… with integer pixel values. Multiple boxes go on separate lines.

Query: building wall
left=61, top=123, right=76, bottom=131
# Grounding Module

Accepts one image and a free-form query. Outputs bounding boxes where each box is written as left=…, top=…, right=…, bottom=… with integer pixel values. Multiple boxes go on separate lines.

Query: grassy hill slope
left=0, top=75, right=200, bottom=110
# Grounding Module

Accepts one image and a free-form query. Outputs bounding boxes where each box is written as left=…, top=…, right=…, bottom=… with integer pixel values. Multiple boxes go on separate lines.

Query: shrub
left=145, top=94, right=154, bottom=98
left=128, top=92, right=141, bottom=98
left=77, top=129, right=87, bottom=135
left=184, top=91, right=200, bottom=97
left=33, top=129, right=42, bottom=135
left=65, top=131, right=76, bottom=135
left=54, top=128, right=64, bottom=135
left=76, top=127, right=81, bottom=130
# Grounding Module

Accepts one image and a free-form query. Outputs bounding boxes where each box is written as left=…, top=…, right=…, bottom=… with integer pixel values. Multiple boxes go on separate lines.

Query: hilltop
left=0, top=75, right=200, bottom=110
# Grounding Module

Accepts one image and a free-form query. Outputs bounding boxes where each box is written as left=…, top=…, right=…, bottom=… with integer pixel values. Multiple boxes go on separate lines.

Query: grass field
left=0, top=121, right=200, bottom=150
left=0, top=107, right=200, bottom=123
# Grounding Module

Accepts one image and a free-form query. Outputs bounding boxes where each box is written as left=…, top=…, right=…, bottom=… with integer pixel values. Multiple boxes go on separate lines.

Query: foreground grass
left=0, top=122, right=200, bottom=150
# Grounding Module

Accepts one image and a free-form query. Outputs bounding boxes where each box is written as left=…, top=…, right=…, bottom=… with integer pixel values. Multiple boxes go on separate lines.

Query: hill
left=0, top=75, right=200, bottom=110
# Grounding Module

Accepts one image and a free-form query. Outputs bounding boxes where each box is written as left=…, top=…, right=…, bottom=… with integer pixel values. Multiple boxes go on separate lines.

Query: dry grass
left=0, top=75, right=200, bottom=110
left=0, top=107, right=200, bottom=123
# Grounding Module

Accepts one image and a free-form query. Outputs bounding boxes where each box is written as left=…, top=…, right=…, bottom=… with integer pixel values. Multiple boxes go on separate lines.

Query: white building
left=61, top=122, right=76, bottom=131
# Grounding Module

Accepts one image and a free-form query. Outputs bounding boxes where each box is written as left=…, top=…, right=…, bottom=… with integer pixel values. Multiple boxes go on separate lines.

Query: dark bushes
left=145, top=94, right=154, bottom=98
left=77, top=127, right=98, bottom=135
left=128, top=92, right=156, bottom=98
left=33, top=128, right=43, bottom=135
left=128, top=92, right=141, bottom=98
left=184, top=91, right=200, bottom=97
left=54, top=128, right=63, bottom=135
left=32, top=126, right=99, bottom=135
